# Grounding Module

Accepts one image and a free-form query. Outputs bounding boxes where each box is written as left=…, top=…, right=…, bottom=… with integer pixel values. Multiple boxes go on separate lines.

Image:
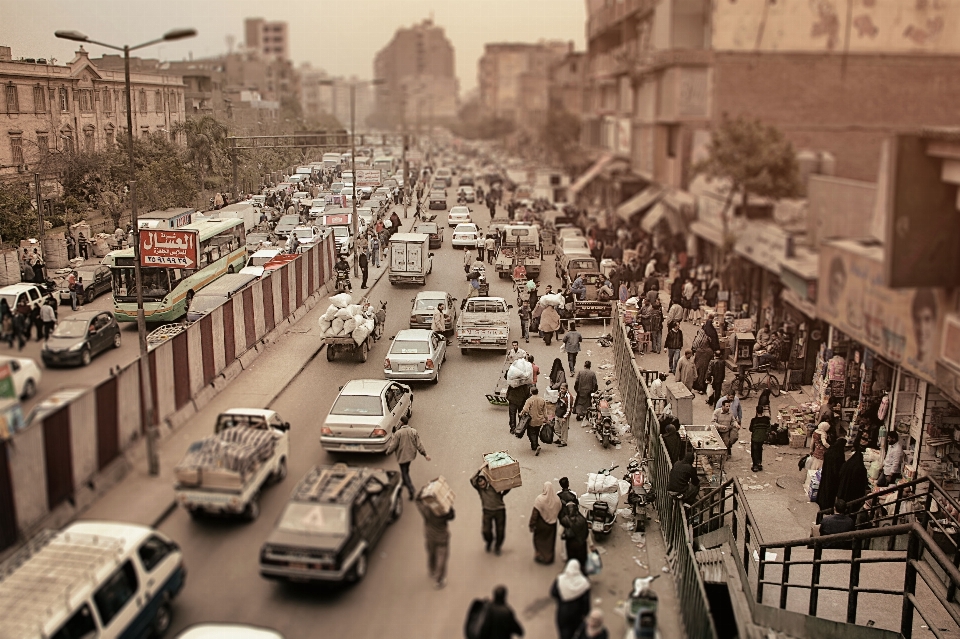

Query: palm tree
left=172, top=115, right=228, bottom=190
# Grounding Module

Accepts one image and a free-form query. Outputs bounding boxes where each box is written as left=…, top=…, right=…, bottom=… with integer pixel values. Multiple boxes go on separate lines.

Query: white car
left=308, top=199, right=326, bottom=218
left=457, top=186, right=476, bottom=202
left=447, top=206, right=472, bottom=227
left=452, top=223, right=482, bottom=249
left=384, top=329, right=447, bottom=384
left=0, top=356, right=41, bottom=400
left=176, top=625, right=283, bottom=639
left=320, top=379, right=413, bottom=453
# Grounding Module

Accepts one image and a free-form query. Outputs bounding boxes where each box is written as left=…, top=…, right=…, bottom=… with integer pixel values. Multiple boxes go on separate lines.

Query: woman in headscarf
left=550, top=559, right=592, bottom=639
left=837, top=444, right=869, bottom=509
left=549, top=358, right=567, bottom=390
left=572, top=609, right=608, bottom=639
left=530, top=481, right=563, bottom=564
left=816, top=437, right=847, bottom=513
left=810, top=422, right=831, bottom=470
left=558, top=502, right=589, bottom=571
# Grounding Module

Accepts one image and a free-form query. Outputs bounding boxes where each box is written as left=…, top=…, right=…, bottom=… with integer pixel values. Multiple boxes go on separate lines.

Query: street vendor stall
left=684, top=424, right=729, bottom=487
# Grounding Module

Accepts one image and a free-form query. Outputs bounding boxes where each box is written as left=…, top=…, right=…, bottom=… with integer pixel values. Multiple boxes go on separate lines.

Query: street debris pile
left=318, top=293, right=375, bottom=345
left=175, top=427, right=278, bottom=488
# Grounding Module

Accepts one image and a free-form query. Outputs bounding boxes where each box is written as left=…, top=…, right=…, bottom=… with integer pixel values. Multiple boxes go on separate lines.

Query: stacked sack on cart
left=506, top=358, right=534, bottom=387
left=579, top=472, right=630, bottom=514
left=318, top=292, right=376, bottom=345
left=175, top=427, right=278, bottom=486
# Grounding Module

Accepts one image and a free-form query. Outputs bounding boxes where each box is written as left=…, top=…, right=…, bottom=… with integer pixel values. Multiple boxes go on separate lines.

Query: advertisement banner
left=0, top=363, right=15, bottom=400
left=140, top=229, right=199, bottom=268
left=356, top=169, right=382, bottom=187
left=817, top=241, right=949, bottom=384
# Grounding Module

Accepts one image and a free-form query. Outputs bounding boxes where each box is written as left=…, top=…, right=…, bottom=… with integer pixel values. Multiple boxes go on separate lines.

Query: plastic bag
left=322, top=304, right=339, bottom=319
left=506, top=359, right=533, bottom=387
left=352, top=322, right=371, bottom=345
left=331, top=318, right=345, bottom=334
left=543, top=388, right=559, bottom=403
left=585, top=549, right=603, bottom=576
left=540, top=293, right=564, bottom=307
left=343, top=317, right=358, bottom=334
left=318, top=318, right=332, bottom=333
left=539, top=422, right=554, bottom=444
left=330, top=292, right=352, bottom=308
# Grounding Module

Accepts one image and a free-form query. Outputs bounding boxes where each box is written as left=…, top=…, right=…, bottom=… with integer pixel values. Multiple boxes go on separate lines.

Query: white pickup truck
left=174, top=408, right=290, bottom=521
left=456, top=297, right=513, bottom=353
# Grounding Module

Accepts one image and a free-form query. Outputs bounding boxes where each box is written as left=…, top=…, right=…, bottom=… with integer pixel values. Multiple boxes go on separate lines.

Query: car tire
left=326, top=346, right=335, bottom=362
left=390, top=494, right=403, bottom=522
left=112, top=332, right=121, bottom=349
left=150, top=599, right=173, bottom=638
left=80, top=348, right=92, bottom=367
left=432, top=366, right=440, bottom=385
left=348, top=551, right=368, bottom=583
left=85, top=290, right=94, bottom=304
left=244, top=495, right=261, bottom=522
left=21, top=379, right=36, bottom=400
left=271, top=457, right=288, bottom=484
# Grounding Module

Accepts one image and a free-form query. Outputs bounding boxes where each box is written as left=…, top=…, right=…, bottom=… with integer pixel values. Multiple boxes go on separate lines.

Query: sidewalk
left=80, top=205, right=412, bottom=528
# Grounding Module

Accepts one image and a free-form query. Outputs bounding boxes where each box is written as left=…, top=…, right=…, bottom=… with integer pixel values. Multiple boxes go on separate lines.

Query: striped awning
left=616, top=185, right=665, bottom=222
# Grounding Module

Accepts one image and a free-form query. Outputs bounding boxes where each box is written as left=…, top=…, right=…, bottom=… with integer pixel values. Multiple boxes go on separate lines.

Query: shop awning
left=781, top=287, right=817, bottom=319
left=690, top=220, right=724, bottom=246
left=616, top=185, right=665, bottom=222
left=568, top=154, right=615, bottom=197
left=640, top=202, right=667, bottom=233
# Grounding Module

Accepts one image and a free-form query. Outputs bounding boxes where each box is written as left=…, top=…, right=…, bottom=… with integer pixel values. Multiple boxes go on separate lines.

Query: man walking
left=471, top=586, right=525, bottom=639
left=415, top=488, right=455, bottom=589
left=748, top=406, right=771, bottom=472
left=484, top=235, right=496, bottom=265
left=470, top=470, right=511, bottom=555
left=384, top=416, right=431, bottom=501
left=521, top=387, right=547, bottom=455
left=573, top=361, right=598, bottom=421
left=39, top=300, right=56, bottom=340
left=370, top=234, right=381, bottom=268
left=562, top=321, right=582, bottom=375
left=555, top=382, right=572, bottom=447
left=359, top=251, right=369, bottom=289
left=518, top=301, right=531, bottom=343
left=676, top=349, right=697, bottom=390
left=432, top=302, right=447, bottom=336
left=506, top=381, right=530, bottom=435
left=665, top=320, right=684, bottom=373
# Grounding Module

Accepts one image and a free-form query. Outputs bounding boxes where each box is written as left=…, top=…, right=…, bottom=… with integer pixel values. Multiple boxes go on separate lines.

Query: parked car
left=413, top=221, right=443, bottom=249
left=452, top=223, right=482, bottom=249
left=447, top=206, right=472, bottom=227
left=409, top=291, right=457, bottom=332
left=384, top=329, right=447, bottom=384
left=41, top=310, right=121, bottom=367
left=0, top=355, right=41, bottom=399
left=320, top=379, right=413, bottom=453
left=0, top=283, right=45, bottom=314
left=259, top=464, right=403, bottom=584
left=57, top=265, right=112, bottom=304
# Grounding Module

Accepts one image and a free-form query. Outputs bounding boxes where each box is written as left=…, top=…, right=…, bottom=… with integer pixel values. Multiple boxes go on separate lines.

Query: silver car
left=320, top=379, right=413, bottom=453
left=409, top=291, right=457, bottom=332
left=384, top=329, right=447, bottom=384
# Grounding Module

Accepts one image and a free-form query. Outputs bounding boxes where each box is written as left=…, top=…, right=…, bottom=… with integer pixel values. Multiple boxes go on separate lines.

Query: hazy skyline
left=0, top=0, right=586, bottom=92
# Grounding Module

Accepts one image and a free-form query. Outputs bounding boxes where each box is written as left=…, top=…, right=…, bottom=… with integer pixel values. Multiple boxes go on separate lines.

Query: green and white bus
left=110, top=218, right=247, bottom=322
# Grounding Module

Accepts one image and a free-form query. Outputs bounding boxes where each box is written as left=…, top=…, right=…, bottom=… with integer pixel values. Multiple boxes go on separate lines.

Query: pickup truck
left=456, top=297, right=513, bottom=352
left=495, top=224, right=542, bottom=279
left=174, top=408, right=290, bottom=521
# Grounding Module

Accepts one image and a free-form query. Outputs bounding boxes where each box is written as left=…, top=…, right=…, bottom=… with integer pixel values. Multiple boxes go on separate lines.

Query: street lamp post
left=56, top=28, right=196, bottom=476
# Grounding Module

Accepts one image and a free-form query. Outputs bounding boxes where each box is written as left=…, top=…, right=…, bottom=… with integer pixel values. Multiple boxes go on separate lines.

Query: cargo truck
left=388, top=233, right=433, bottom=285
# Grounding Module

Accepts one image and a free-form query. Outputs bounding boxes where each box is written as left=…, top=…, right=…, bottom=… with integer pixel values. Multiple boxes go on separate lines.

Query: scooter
left=624, top=458, right=655, bottom=532
left=334, top=268, right=351, bottom=293
left=583, top=465, right=619, bottom=538
left=589, top=384, right=620, bottom=449
left=625, top=575, right=659, bottom=639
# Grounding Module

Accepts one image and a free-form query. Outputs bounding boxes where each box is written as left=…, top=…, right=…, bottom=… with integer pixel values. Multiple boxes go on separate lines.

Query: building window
left=83, top=128, right=95, bottom=153
left=102, top=89, right=112, bottom=112
left=104, top=127, right=114, bottom=147
left=36, top=134, right=48, bottom=156
left=10, top=137, right=24, bottom=165
left=5, top=84, right=19, bottom=113
left=61, top=132, right=75, bottom=154
left=59, top=87, right=69, bottom=112
left=154, top=90, right=162, bottom=113
left=79, top=89, right=94, bottom=112
left=139, top=89, right=147, bottom=114
left=33, top=86, right=46, bottom=112
left=666, top=125, right=679, bottom=159
left=141, top=128, right=149, bottom=138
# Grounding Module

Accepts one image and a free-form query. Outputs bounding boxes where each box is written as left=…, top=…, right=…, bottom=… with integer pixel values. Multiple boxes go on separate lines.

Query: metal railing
left=612, top=314, right=718, bottom=639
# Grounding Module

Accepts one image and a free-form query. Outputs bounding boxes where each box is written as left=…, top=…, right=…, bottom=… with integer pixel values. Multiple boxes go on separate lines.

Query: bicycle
left=730, top=363, right=781, bottom=399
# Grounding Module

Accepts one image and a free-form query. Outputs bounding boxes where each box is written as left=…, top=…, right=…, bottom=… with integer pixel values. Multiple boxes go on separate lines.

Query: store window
left=33, top=85, right=46, bottom=112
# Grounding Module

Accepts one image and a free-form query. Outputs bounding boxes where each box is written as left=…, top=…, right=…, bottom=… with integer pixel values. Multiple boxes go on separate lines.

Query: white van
left=0, top=521, right=186, bottom=639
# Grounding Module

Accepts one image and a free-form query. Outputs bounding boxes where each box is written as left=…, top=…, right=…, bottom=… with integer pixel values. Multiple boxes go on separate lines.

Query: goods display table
left=684, top=424, right=728, bottom=486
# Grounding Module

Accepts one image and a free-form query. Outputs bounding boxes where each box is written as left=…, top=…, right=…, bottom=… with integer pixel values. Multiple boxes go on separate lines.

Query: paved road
left=142, top=188, right=683, bottom=638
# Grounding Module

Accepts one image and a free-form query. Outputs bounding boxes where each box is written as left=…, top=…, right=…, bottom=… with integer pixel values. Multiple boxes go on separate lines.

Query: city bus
left=110, top=217, right=247, bottom=323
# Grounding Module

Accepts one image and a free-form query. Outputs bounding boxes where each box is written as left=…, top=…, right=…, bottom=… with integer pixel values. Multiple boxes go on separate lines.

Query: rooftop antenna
left=226, top=34, right=235, bottom=54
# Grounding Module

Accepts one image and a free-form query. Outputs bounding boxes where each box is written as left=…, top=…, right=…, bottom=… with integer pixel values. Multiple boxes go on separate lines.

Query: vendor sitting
left=513, top=263, right=527, bottom=281
left=755, top=332, right=782, bottom=367
left=598, top=278, right=614, bottom=301
left=570, top=274, right=587, bottom=301
left=756, top=323, right=772, bottom=348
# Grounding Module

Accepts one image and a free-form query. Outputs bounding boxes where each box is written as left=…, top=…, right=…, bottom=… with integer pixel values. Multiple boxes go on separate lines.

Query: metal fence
left=612, top=314, right=718, bottom=639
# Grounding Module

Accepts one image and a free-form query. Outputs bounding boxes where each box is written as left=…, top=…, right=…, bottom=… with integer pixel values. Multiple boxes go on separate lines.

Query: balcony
left=588, top=0, right=656, bottom=40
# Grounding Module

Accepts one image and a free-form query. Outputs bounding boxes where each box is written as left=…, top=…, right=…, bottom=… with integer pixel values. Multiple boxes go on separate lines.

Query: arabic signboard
left=322, top=214, right=351, bottom=227
left=356, top=169, right=382, bottom=187
left=140, top=229, right=199, bottom=268
left=0, top=363, right=15, bottom=400
left=817, top=241, right=953, bottom=385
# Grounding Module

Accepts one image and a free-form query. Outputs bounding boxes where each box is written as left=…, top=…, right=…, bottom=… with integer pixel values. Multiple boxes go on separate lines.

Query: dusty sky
left=0, top=0, right=586, bottom=92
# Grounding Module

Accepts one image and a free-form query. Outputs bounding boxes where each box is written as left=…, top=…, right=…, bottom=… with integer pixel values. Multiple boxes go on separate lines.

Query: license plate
left=343, top=444, right=362, bottom=451
left=288, top=562, right=311, bottom=571
left=592, top=522, right=604, bottom=532
left=399, top=364, right=418, bottom=372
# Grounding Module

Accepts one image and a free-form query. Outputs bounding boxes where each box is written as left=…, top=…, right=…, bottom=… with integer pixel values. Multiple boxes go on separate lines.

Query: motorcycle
left=625, top=575, right=659, bottom=639
left=624, top=458, right=655, bottom=532
left=588, top=382, right=620, bottom=449
left=334, top=268, right=351, bottom=293
left=583, top=465, right=619, bottom=538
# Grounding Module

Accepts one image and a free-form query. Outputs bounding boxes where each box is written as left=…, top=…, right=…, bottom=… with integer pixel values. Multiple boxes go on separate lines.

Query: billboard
left=140, top=229, right=199, bottom=268
left=817, top=241, right=952, bottom=384
left=356, top=169, right=382, bottom=187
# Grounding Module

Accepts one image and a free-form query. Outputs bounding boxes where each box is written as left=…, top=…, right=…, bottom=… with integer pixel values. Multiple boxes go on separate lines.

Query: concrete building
left=0, top=45, right=185, bottom=182
left=549, top=51, right=587, bottom=118
left=245, top=18, right=289, bottom=61
left=299, top=64, right=373, bottom=129
left=373, top=19, right=459, bottom=127
left=478, top=41, right=572, bottom=129
left=581, top=0, right=960, bottom=189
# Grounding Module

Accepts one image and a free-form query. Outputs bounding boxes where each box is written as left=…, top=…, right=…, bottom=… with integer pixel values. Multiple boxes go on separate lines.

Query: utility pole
left=350, top=84, right=359, bottom=277
left=34, top=173, right=44, bottom=270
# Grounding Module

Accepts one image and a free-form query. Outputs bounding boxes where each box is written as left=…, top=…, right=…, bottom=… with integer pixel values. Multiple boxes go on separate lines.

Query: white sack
left=586, top=473, right=620, bottom=494
left=343, top=317, right=358, bottom=334
left=324, top=304, right=339, bottom=317
left=330, top=292, right=352, bottom=308
left=540, top=293, right=564, bottom=307
left=331, top=318, right=345, bottom=334
left=543, top=388, right=559, bottom=403
left=352, top=323, right=372, bottom=345
left=579, top=490, right=620, bottom=516
left=318, top=318, right=332, bottom=332
left=506, top=359, right=534, bottom=387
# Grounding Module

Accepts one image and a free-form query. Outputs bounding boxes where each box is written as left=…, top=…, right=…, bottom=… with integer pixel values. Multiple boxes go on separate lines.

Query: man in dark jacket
left=748, top=406, right=771, bottom=472
left=506, top=382, right=531, bottom=435
left=668, top=451, right=700, bottom=505
left=557, top=477, right=579, bottom=506
left=573, top=361, right=598, bottom=421
left=359, top=251, right=369, bottom=289
left=470, top=470, right=510, bottom=555
left=415, top=489, right=455, bottom=589
left=478, top=585, right=524, bottom=638
left=706, top=351, right=726, bottom=406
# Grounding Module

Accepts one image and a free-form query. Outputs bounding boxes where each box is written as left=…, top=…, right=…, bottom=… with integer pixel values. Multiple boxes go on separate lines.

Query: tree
left=0, top=181, right=36, bottom=246
left=692, top=115, right=802, bottom=285
left=539, top=108, right=581, bottom=169
left=173, top=115, right=229, bottom=190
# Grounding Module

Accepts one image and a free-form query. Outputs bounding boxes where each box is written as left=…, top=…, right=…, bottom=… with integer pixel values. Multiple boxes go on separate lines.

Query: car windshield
left=330, top=395, right=383, bottom=416
left=278, top=502, right=349, bottom=536
left=51, top=317, right=89, bottom=338
left=278, top=215, right=299, bottom=227
left=332, top=226, right=349, bottom=238
left=414, top=298, right=443, bottom=310
left=215, top=413, right=267, bottom=433
left=390, top=340, right=429, bottom=355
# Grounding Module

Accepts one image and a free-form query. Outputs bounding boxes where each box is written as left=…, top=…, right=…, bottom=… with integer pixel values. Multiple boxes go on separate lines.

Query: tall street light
left=56, top=27, right=196, bottom=476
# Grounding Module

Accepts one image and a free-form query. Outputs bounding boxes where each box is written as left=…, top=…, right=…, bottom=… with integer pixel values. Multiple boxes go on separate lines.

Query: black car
left=413, top=222, right=443, bottom=249
left=58, top=265, right=112, bottom=304
left=41, top=310, right=121, bottom=367
left=458, top=174, right=474, bottom=186
left=259, top=465, right=402, bottom=584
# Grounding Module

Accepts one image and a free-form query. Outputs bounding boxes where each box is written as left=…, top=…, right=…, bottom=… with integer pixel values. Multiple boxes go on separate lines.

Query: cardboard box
left=482, top=452, right=522, bottom=491
left=421, top=476, right=455, bottom=515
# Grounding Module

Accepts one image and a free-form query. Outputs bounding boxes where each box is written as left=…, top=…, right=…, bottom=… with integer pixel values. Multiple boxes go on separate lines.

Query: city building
left=245, top=18, right=289, bottom=61
left=548, top=50, right=587, bottom=118
left=477, top=41, right=572, bottom=130
left=299, top=64, right=372, bottom=129
left=0, top=45, right=185, bottom=182
left=373, top=19, right=459, bottom=127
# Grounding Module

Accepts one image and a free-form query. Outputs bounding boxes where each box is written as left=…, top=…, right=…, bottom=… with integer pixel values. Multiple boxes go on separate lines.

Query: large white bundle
left=540, top=293, right=564, bottom=307
left=318, top=318, right=332, bottom=333
left=323, top=326, right=338, bottom=337
left=331, top=317, right=345, bottom=334
left=334, top=306, right=353, bottom=320
left=361, top=318, right=375, bottom=332
left=323, top=304, right=339, bottom=318
left=506, top=359, right=533, bottom=387
left=330, top=292, right=352, bottom=308
left=352, top=322, right=372, bottom=345
left=543, top=388, right=559, bottom=403
left=343, top=317, right=358, bottom=334
left=579, top=490, right=620, bottom=515
left=586, top=473, right=620, bottom=494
